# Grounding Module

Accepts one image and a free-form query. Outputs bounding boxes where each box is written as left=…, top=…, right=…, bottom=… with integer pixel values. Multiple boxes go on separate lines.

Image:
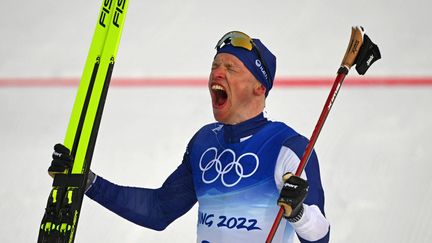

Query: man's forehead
left=213, top=53, right=245, bottom=67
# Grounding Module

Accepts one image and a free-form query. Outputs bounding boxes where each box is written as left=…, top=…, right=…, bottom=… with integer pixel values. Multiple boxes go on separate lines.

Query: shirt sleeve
left=274, top=135, right=330, bottom=242
left=85, top=152, right=197, bottom=231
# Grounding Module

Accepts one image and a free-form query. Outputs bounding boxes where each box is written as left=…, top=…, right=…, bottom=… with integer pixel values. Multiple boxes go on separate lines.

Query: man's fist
left=277, top=173, right=309, bottom=222
left=48, top=143, right=73, bottom=178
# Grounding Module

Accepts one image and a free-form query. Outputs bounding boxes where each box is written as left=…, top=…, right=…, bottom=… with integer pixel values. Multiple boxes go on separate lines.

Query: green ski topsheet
left=65, top=0, right=128, bottom=174
left=38, top=1, right=129, bottom=242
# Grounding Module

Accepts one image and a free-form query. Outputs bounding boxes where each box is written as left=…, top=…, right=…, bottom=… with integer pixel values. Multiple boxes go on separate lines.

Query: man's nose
left=210, top=66, right=225, bottom=81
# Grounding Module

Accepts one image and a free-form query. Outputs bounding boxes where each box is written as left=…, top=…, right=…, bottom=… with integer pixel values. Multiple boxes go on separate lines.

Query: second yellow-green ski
left=38, top=1, right=129, bottom=242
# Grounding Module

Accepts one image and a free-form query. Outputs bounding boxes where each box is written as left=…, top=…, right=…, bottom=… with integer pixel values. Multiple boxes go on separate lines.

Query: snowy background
left=1, top=0, right=432, bottom=242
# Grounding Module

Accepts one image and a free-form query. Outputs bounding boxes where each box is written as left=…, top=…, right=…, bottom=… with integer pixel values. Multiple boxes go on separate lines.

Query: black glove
left=277, top=173, right=309, bottom=222
left=48, top=143, right=73, bottom=178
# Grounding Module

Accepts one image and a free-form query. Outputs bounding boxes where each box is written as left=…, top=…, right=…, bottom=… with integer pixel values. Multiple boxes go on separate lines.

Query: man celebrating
left=50, top=31, right=330, bottom=242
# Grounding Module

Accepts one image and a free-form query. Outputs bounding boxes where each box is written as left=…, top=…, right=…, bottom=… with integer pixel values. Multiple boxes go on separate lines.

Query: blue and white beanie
left=216, top=38, right=276, bottom=97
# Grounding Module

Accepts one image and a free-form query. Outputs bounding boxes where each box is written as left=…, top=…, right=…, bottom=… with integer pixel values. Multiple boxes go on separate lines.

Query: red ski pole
left=265, top=26, right=367, bottom=243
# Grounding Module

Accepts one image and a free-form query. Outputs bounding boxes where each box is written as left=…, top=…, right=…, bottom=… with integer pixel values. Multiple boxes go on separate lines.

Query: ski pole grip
left=278, top=173, right=293, bottom=217
left=279, top=204, right=292, bottom=217
left=340, top=26, right=364, bottom=70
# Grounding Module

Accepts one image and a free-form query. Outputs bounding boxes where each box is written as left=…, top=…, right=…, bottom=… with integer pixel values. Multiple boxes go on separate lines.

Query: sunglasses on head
left=215, top=31, right=273, bottom=83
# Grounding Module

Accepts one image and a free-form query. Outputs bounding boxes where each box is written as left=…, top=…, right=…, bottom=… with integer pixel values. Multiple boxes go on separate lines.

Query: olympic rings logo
left=199, top=147, right=259, bottom=187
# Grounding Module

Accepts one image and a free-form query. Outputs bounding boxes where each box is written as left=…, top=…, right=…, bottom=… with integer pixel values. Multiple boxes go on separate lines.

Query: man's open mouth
left=211, top=84, right=228, bottom=108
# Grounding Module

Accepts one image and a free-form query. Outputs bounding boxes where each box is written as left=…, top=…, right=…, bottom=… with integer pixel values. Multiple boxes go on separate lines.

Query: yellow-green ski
left=38, top=1, right=129, bottom=242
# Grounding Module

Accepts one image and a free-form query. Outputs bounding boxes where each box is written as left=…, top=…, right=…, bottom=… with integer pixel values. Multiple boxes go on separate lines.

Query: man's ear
left=254, top=83, right=266, bottom=96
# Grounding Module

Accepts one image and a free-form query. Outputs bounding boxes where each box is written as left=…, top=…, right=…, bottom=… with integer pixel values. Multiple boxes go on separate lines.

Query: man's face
left=209, top=53, right=264, bottom=124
